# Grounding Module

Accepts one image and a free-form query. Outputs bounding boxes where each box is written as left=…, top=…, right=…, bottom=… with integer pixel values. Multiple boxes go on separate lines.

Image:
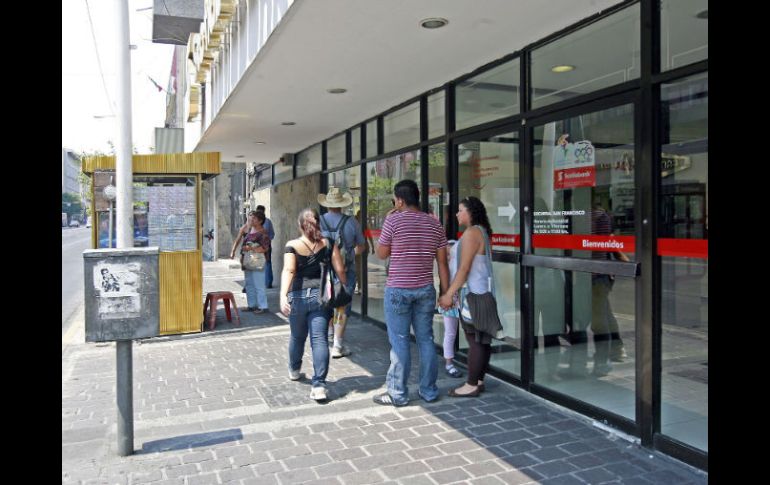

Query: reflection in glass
left=326, top=133, right=346, bottom=170
left=661, top=0, right=708, bottom=71
left=457, top=132, right=519, bottom=252
left=384, top=102, right=420, bottom=153
left=530, top=4, right=640, bottom=109
left=456, top=58, right=520, bottom=131
left=328, top=166, right=363, bottom=314
left=482, top=263, right=521, bottom=378
left=427, top=91, right=446, bottom=139
left=366, top=119, right=378, bottom=158
left=533, top=267, right=635, bottom=421
left=296, top=144, right=322, bottom=178
left=660, top=73, right=707, bottom=451
left=351, top=126, right=362, bottom=163
left=273, top=156, right=293, bottom=184
left=533, top=103, right=636, bottom=261
left=366, top=151, right=421, bottom=322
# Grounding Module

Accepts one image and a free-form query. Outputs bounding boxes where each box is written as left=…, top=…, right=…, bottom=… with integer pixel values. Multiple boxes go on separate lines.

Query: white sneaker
left=288, top=369, right=301, bottom=381
left=310, top=386, right=327, bottom=401
left=331, top=345, right=351, bottom=358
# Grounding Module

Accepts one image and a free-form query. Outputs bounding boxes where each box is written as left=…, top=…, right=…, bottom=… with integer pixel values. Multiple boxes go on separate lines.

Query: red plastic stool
left=203, top=291, right=241, bottom=330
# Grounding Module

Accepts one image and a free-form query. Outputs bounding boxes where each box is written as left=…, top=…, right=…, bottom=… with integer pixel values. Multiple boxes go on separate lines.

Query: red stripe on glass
left=657, top=238, right=708, bottom=259
left=532, top=234, right=636, bottom=253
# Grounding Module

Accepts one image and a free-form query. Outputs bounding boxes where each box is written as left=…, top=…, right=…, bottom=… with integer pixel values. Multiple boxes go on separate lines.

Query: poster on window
left=553, top=134, right=596, bottom=190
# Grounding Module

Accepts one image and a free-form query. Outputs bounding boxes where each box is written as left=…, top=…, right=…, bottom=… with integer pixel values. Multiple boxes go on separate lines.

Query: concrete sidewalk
left=62, top=260, right=707, bottom=484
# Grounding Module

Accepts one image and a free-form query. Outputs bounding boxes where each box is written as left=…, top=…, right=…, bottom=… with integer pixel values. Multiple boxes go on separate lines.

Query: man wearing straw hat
left=318, top=186, right=366, bottom=358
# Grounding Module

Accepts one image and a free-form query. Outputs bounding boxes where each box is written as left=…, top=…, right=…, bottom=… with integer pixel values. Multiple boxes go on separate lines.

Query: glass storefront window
left=661, top=0, right=708, bottom=71
left=456, top=58, right=520, bottom=131
left=455, top=132, right=521, bottom=376
left=427, top=91, right=446, bottom=139
left=456, top=261, right=522, bottom=378
left=533, top=267, right=636, bottom=420
left=457, top=132, right=520, bottom=253
left=326, top=133, right=346, bottom=170
left=428, top=143, right=450, bottom=350
left=351, top=126, right=362, bottom=163
left=530, top=4, right=640, bottom=110
left=366, top=150, right=422, bottom=322
left=296, top=144, right=322, bottom=178
left=659, top=73, right=708, bottom=451
left=384, top=102, right=420, bottom=153
left=273, top=156, right=293, bottom=184
left=533, top=103, right=636, bottom=262
left=327, top=165, right=364, bottom=314
left=366, top=119, right=378, bottom=159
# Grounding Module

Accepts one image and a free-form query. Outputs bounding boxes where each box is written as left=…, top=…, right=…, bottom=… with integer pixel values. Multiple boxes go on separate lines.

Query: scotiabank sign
left=553, top=135, right=596, bottom=190
left=554, top=167, right=596, bottom=189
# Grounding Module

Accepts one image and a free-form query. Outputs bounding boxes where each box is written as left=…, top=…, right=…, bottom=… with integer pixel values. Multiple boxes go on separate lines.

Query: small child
left=439, top=240, right=463, bottom=378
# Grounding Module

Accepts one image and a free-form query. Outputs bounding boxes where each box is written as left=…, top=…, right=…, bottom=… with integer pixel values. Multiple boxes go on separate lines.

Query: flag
left=147, top=75, right=164, bottom=93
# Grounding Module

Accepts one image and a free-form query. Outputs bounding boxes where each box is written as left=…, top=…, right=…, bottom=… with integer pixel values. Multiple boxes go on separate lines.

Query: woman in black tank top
left=280, top=208, right=346, bottom=402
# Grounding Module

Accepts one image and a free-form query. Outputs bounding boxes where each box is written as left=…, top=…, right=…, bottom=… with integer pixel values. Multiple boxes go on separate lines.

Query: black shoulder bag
left=318, top=246, right=352, bottom=311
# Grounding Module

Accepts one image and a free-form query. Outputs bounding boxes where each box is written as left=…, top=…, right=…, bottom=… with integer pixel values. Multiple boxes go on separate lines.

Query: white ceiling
left=195, top=0, right=624, bottom=164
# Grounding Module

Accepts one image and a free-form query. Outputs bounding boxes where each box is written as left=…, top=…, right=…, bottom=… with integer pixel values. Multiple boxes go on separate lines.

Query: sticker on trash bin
left=93, top=263, right=142, bottom=319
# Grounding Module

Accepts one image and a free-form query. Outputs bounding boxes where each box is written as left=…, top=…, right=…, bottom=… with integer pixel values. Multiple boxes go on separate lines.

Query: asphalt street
left=62, top=226, right=91, bottom=337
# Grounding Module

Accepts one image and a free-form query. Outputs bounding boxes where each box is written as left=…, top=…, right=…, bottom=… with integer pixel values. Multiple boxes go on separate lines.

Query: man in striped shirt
left=372, top=179, right=450, bottom=407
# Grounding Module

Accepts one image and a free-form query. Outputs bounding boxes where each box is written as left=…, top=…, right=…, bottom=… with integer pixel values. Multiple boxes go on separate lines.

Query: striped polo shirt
left=378, top=210, right=447, bottom=288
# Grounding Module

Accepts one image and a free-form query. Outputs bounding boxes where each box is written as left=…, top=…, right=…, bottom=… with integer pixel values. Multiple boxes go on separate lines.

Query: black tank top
left=285, top=245, right=329, bottom=291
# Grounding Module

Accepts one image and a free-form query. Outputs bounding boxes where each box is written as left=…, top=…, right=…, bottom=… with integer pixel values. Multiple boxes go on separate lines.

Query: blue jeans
left=384, top=284, right=439, bottom=404
left=264, top=260, right=273, bottom=288
left=288, top=287, right=331, bottom=387
left=244, top=269, right=268, bottom=309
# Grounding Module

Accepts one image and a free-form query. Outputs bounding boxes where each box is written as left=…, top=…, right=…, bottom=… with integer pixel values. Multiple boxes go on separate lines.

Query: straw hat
left=318, top=186, right=353, bottom=208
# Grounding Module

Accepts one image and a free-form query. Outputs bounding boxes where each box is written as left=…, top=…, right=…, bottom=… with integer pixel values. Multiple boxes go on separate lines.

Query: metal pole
left=116, top=340, right=133, bottom=456
left=108, top=202, right=113, bottom=248
left=115, top=0, right=134, bottom=250
left=115, top=0, right=135, bottom=457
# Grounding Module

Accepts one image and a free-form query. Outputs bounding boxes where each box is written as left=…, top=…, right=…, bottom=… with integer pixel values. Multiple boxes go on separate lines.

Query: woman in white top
left=438, top=197, right=494, bottom=397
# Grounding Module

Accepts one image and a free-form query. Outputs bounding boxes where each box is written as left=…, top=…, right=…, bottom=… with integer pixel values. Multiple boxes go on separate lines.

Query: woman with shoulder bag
left=280, top=208, right=347, bottom=402
left=438, top=197, right=497, bottom=397
left=230, top=210, right=271, bottom=313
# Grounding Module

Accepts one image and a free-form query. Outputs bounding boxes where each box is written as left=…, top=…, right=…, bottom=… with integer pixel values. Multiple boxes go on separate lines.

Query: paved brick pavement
left=62, top=260, right=707, bottom=484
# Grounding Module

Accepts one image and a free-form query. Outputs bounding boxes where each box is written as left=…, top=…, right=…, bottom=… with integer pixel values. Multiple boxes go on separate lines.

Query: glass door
left=454, top=130, right=522, bottom=378
left=529, top=100, right=639, bottom=421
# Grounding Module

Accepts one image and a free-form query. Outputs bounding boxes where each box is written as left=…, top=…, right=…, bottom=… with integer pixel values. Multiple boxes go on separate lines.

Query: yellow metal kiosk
left=82, top=152, right=221, bottom=335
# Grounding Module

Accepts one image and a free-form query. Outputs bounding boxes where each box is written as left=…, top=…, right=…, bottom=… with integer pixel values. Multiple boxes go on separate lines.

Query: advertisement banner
left=553, top=135, right=596, bottom=190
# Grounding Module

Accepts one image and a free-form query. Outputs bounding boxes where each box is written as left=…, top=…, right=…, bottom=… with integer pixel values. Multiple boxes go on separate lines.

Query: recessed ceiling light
left=281, top=121, right=296, bottom=126
left=236, top=155, right=245, bottom=158
left=695, top=9, right=708, bottom=19
left=327, top=88, right=347, bottom=94
left=551, top=65, right=575, bottom=73
left=253, top=141, right=266, bottom=145
left=420, top=17, right=448, bottom=29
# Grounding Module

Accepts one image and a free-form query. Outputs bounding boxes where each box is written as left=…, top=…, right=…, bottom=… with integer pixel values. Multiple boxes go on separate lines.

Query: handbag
left=241, top=241, right=266, bottom=271
left=318, top=250, right=352, bottom=310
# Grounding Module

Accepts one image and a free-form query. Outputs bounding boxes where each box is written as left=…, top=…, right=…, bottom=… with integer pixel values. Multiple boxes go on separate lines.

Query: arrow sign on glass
left=498, top=201, right=517, bottom=222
